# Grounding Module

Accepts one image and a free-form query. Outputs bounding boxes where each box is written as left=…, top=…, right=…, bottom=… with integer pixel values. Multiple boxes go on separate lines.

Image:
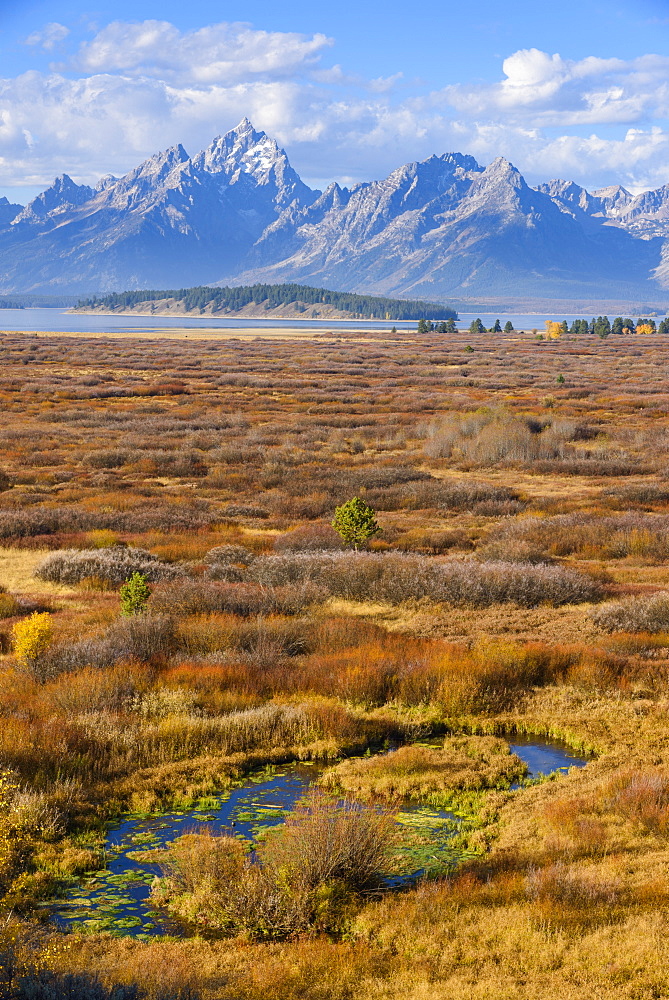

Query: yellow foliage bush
left=11, top=612, right=53, bottom=664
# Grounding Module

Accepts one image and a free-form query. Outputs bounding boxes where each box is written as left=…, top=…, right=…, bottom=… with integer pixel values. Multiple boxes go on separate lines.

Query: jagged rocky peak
left=381, top=152, right=481, bottom=193
left=481, top=156, right=523, bottom=184
left=0, top=196, right=22, bottom=230
left=13, top=174, right=94, bottom=225
left=619, top=184, right=669, bottom=221
left=464, top=157, right=529, bottom=210
left=191, top=118, right=316, bottom=208
left=535, top=179, right=610, bottom=220
left=318, top=182, right=350, bottom=210
left=195, top=118, right=287, bottom=178
left=118, top=144, right=190, bottom=188
left=592, top=184, right=633, bottom=215
left=94, top=175, right=117, bottom=193
left=427, top=151, right=482, bottom=178
left=96, top=144, right=192, bottom=213
left=538, top=179, right=589, bottom=203
left=1, top=116, right=668, bottom=299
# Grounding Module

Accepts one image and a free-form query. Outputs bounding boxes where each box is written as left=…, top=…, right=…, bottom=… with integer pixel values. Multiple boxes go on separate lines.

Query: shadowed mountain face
left=0, top=118, right=668, bottom=302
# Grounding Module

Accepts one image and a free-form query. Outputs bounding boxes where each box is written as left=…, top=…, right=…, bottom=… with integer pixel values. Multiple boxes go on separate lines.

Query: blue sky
left=1, top=0, right=668, bottom=203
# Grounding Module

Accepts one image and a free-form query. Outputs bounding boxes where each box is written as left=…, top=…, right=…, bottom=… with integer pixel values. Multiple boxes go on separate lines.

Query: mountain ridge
left=1, top=118, right=669, bottom=304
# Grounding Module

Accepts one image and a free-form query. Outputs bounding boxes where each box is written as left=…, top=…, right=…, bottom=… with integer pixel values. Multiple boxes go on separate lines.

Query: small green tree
left=120, top=572, right=151, bottom=616
left=503, top=321, right=514, bottom=333
left=469, top=318, right=484, bottom=334
left=332, top=497, right=380, bottom=550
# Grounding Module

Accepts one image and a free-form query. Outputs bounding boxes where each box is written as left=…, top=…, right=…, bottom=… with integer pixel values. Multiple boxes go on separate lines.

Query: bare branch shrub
left=151, top=580, right=325, bottom=618
left=604, top=770, right=669, bottom=833
left=262, top=789, right=399, bottom=892
left=480, top=512, right=669, bottom=561
left=273, top=524, right=344, bottom=551
left=248, top=552, right=600, bottom=607
left=42, top=615, right=176, bottom=676
left=36, top=547, right=184, bottom=586
left=591, top=592, right=669, bottom=633
left=203, top=544, right=255, bottom=566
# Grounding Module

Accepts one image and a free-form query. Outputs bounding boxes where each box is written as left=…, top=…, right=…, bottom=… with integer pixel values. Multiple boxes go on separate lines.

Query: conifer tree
left=332, top=498, right=380, bottom=550
left=120, top=572, right=151, bottom=616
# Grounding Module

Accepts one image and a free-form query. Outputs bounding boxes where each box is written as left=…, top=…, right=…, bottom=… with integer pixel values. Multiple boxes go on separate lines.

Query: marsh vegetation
left=0, top=323, right=667, bottom=996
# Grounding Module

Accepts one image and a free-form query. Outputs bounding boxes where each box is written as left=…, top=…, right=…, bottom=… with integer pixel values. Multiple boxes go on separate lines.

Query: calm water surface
left=0, top=308, right=646, bottom=336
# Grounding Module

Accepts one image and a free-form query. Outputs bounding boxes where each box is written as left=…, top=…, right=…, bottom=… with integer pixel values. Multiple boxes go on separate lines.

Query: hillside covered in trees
left=76, top=283, right=457, bottom=322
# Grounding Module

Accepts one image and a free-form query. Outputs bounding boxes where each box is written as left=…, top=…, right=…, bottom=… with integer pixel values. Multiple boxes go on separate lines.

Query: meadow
left=0, top=323, right=668, bottom=997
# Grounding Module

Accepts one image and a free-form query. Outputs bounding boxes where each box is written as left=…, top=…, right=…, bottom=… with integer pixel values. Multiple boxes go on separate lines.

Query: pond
left=50, top=736, right=590, bottom=939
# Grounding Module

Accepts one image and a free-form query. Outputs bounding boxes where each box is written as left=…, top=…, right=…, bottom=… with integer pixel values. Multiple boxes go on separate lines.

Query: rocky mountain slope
left=1, top=118, right=669, bottom=303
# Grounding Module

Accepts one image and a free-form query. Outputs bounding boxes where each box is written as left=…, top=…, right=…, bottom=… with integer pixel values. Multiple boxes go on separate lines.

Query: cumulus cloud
left=442, top=48, right=669, bottom=126
left=25, top=22, right=70, bottom=51
left=2, top=24, right=669, bottom=198
left=68, top=20, right=332, bottom=84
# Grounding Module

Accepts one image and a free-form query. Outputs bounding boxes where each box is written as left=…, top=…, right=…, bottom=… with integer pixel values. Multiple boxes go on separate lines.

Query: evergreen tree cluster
left=441, top=315, right=669, bottom=338
left=417, top=318, right=458, bottom=334
left=466, top=319, right=514, bottom=334
left=566, top=316, right=668, bottom=337
left=79, top=284, right=457, bottom=322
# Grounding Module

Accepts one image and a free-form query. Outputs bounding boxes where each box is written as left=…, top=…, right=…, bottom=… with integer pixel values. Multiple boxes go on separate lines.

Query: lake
left=0, top=308, right=638, bottom=336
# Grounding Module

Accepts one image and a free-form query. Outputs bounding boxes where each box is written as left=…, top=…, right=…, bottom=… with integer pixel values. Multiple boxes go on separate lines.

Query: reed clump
left=320, top=736, right=527, bottom=804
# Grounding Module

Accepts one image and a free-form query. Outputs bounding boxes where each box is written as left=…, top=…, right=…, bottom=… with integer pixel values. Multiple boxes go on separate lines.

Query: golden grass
left=321, top=736, right=526, bottom=802
left=423, top=461, right=607, bottom=500
left=19, top=326, right=393, bottom=342
left=29, top=907, right=669, bottom=999
left=324, top=597, right=600, bottom=644
left=0, top=547, right=77, bottom=598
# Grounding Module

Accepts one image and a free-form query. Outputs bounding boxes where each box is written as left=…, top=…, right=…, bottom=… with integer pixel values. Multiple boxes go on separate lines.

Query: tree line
left=541, top=317, right=669, bottom=338
left=416, top=316, right=669, bottom=336
left=78, top=284, right=458, bottom=322
left=418, top=318, right=512, bottom=334
left=563, top=317, right=669, bottom=337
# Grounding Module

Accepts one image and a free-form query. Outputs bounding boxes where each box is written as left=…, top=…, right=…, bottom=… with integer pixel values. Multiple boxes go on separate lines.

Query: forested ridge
left=78, top=283, right=457, bottom=321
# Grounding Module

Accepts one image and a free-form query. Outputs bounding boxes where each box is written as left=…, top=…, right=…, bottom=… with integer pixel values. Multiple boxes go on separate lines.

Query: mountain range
left=2, top=117, right=669, bottom=306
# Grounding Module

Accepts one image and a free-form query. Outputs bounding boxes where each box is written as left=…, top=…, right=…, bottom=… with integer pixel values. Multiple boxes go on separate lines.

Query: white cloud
left=442, top=48, right=669, bottom=126
left=1, top=26, right=669, bottom=199
left=25, top=22, right=70, bottom=51
left=68, top=20, right=332, bottom=85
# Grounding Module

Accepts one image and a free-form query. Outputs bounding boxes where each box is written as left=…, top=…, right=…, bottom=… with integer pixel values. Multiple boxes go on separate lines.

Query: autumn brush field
left=2, top=324, right=669, bottom=998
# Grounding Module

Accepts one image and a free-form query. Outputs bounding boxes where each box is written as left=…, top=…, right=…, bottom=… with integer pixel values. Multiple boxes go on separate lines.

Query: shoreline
left=68, top=308, right=426, bottom=323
